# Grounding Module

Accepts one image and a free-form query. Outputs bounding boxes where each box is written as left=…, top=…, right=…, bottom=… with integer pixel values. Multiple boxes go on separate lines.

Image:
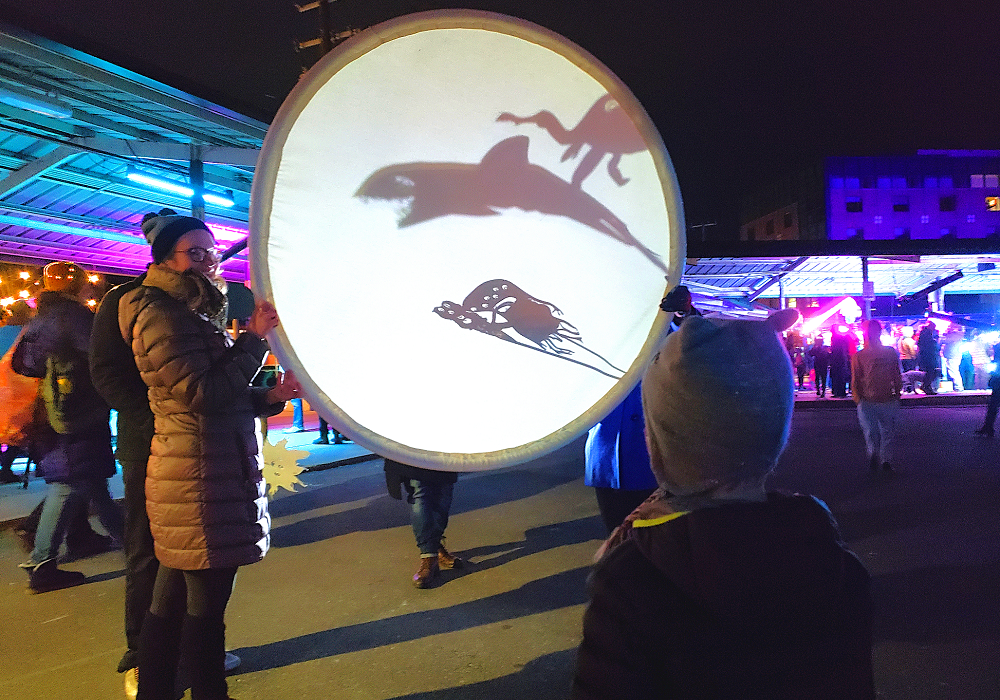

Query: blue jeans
left=406, top=480, right=453, bottom=556
left=290, top=398, right=304, bottom=430
left=30, top=478, right=124, bottom=564
left=857, top=400, right=899, bottom=465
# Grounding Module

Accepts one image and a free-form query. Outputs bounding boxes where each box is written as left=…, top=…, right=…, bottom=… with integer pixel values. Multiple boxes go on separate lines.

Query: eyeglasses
left=176, top=246, right=221, bottom=263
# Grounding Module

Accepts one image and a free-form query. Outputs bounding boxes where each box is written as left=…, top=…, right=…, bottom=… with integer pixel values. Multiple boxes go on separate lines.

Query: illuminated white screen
left=252, top=12, right=684, bottom=470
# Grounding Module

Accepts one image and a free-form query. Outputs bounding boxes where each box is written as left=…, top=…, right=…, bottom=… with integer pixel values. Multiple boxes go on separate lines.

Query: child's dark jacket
left=572, top=491, right=874, bottom=699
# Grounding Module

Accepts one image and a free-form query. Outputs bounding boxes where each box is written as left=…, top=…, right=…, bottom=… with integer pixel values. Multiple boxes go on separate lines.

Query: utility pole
left=295, top=0, right=360, bottom=64
left=689, top=222, right=717, bottom=243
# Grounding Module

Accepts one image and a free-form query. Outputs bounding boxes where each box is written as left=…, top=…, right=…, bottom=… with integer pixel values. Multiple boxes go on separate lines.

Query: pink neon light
left=206, top=223, right=249, bottom=245
left=801, top=297, right=859, bottom=333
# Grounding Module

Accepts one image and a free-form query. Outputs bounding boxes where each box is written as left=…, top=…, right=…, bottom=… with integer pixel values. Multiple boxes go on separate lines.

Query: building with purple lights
left=741, top=150, right=1000, bottom=245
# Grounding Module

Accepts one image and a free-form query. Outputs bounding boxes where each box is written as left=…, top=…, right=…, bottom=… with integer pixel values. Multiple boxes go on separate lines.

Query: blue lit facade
left=741, top=151, right=1000, bottom=247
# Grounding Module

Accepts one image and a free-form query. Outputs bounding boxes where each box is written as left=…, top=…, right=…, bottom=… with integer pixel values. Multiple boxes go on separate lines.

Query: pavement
left=0, top=401, right=998, bottom=699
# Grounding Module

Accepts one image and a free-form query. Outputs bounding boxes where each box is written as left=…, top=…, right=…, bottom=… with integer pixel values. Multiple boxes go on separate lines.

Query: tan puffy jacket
left=119, top=265, right=276, bottom=570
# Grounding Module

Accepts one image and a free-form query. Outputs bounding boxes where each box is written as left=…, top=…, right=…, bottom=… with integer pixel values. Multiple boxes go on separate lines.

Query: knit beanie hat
left=140, top=208, right=209, bottom=264
left=641, top=308, right=799, bottom=496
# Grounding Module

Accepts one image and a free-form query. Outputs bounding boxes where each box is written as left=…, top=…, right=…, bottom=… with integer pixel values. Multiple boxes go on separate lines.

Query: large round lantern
left=251, top=10, right=684, bottom=470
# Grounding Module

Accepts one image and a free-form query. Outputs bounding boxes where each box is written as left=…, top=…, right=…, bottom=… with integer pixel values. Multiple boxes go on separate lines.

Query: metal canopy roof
left=0, top=22, right=265, bottom=280
left=683, top=255, right=1000, bottom=301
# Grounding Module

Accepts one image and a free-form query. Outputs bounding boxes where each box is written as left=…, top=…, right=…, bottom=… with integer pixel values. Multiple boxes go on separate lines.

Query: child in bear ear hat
left=572, top=306, right=874, bottom=700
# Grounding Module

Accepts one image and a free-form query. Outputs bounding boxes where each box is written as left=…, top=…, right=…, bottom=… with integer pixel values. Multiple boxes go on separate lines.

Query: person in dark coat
left=91, top=270, right=155, bottom=685
left=384, top=457, right=463, bottom=588
left=807, top=336, right=831, bottom=397
left=829, top=327, right=852, bottom=397
left=917, top=323, right=940, bottom=394
left=13, top=262, right=124, bottom=593
left=572, top=309, right=874, bottom=700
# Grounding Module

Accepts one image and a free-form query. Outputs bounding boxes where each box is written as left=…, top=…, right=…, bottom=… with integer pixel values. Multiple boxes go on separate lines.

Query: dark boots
left=181, top=613, right=230, bottom=700
left=137, top=611, right=183, bottom=700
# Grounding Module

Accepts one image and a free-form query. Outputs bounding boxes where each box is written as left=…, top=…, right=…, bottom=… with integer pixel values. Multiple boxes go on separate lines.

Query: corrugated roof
left=0, top=22, right=264, bottom=279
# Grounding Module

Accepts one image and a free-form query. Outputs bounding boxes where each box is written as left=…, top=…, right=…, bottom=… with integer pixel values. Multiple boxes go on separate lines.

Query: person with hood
left=571, top=308, right=874, bottom=700
left=13, top=262, right=124, bottom=593
left=118, top=212, right=298, bottom=700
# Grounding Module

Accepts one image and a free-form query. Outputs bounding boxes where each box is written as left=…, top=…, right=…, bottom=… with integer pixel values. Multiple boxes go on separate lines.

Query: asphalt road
left=0, top=404, right=997, bottom=699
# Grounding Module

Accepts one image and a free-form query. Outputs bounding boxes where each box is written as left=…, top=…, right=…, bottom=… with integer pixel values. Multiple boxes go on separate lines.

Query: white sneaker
left=224, top=651, right=241, bottom=672
left=124, top=667, right=138, bottom=699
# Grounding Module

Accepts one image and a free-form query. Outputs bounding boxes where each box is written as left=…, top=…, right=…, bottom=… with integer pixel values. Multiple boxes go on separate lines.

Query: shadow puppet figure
left=356, top=135, right=666, bottom=273
left=497, top=94, right=647, bottom=187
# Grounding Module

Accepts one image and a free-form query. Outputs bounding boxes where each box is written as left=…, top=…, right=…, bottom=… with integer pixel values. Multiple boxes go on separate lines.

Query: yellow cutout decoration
left=261, top=438, right=309, bottom=497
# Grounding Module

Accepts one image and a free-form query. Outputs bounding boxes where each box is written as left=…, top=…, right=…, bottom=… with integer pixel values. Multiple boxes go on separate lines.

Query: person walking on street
left=974, top=340, right=1000, bottom=438
left=13, top=262, right=124, bottom=593
left=383, top=457, right=463, bottom=588
left=851, top=319, right=903, bottom=473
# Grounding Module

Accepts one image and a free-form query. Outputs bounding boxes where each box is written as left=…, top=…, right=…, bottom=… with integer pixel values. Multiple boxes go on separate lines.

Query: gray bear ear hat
left=140, top=207, right=209, bottom=264
left=641, top=308, right=800, bottom=496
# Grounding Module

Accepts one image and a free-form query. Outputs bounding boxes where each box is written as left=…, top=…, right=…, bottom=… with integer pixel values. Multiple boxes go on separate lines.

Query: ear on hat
left=767, top=308, right=800, bottom=332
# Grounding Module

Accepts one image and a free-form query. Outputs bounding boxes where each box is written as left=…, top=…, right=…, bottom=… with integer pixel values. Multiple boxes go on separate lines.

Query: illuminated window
left=924, top=177, right=938, bottom=188
left=921, top=215, right=930, bottom=224
left=892, top=177, right=907, bottom=188
left=940, top=195, right=957, bottom=212
left=971, top=175, right=985, bottom=188
left=987, top=197, right=1000, bottom=212
left=874, top=215, right=883, bottom=224
left=968, top=214, right=976, bottom=223
left=877, top=177, right=891, bottom=188
left=846, top=197, right=863, bottom=213
left=846, top=177, right=860, bottom=189
left=987, top=175, right=999, bottom=188
left=894, top=227, right=910, bottom=239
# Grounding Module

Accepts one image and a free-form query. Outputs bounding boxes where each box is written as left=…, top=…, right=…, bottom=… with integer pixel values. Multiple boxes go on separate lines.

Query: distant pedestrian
left=917, top=323, right=940, bottom=394
left=974, top=341, right=1000, bottom=438
left=807, top=336, right=830, bottom=397
left=829, top=327, right=851, bottom=397
left=851, top=319, right=903, bottom=473
left=897, top=325, right=918, bottom=372
left=572, top=309, right=874, bottom=700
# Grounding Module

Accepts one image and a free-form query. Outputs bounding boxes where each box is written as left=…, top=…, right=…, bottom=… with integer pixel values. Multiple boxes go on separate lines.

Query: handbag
left=0, top=330, right=43, bottom=445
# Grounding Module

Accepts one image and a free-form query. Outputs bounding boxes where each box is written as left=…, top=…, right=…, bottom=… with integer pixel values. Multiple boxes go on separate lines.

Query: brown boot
left=412, top=556, right=439, bottom=588
left=437, top=545, right=463, bottom=570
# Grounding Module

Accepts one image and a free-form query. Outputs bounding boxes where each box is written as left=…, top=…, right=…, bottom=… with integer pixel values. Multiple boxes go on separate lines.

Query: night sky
left=1, top=0, right=996, bottom=235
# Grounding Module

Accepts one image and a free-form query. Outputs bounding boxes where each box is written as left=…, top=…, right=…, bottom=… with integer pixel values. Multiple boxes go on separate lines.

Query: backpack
left=0, top=330, right=43, bottom=444
left=39, top=311, right=107, bottom=435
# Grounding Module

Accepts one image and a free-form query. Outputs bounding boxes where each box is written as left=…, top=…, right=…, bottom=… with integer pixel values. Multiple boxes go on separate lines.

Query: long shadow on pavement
left=270, top=461, right=586, bottom=548
left=230, top=566, right=590, bottom=674
left=386, top=648, right=577, bottom=700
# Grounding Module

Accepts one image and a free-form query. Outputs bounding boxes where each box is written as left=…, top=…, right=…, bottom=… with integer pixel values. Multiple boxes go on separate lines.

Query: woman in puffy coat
left=119, top=212, right=298, bottom=700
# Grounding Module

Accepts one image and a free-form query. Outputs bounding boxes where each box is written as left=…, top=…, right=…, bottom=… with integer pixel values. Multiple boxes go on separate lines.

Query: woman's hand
left=246, top=300, right=279, bottom=338
left=266, top=370, right=301, bottom=404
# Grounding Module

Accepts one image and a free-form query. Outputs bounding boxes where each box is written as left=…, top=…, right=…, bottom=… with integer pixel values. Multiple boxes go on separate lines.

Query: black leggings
left=150, top=565, right=237, bottom=619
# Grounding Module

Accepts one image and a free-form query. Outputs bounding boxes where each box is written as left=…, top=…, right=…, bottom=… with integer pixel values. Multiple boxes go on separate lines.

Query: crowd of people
left=788, top=318, right=1000, bottom=398
left=3, top=234, right=999, bottom=700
